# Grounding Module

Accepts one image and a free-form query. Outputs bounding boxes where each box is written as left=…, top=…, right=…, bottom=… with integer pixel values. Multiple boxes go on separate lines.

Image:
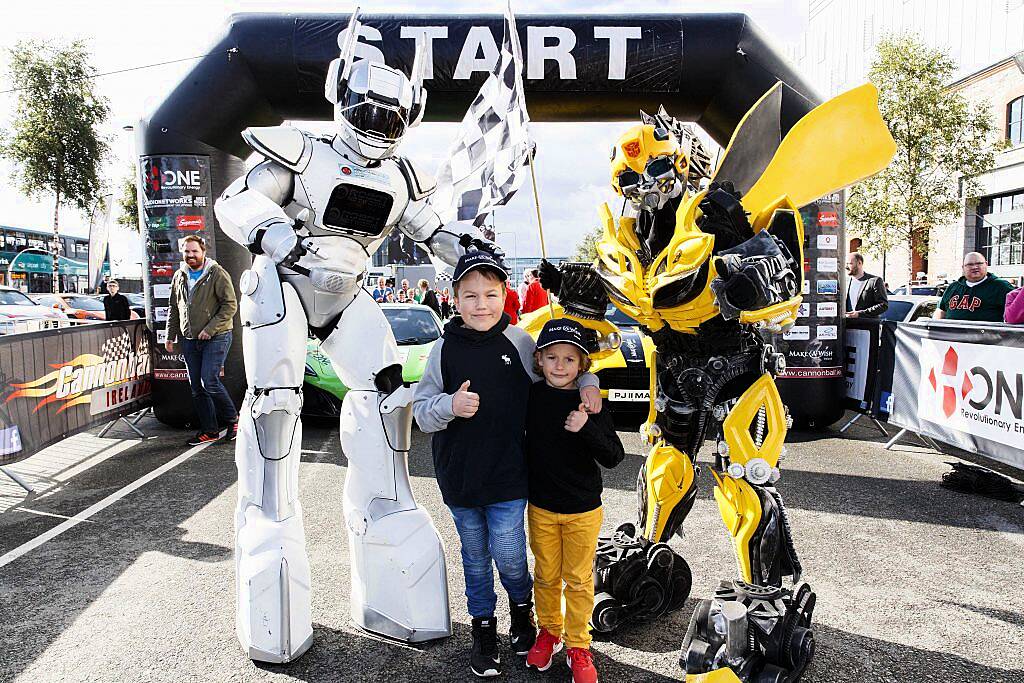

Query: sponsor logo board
left=817, top=257, right=838, bottom=272
left=817, top=211, right=839, bottom=227
left=816, top=325, right=838, bottom=340
left=816, top=302, right=838, bottom=317
left=817, top=280, right=838, bottom=295
left=784, top=325, right=810, bottom=340
left=817, top=234, right=838, bottom=250
left=797, top=303, right=810, bottom=318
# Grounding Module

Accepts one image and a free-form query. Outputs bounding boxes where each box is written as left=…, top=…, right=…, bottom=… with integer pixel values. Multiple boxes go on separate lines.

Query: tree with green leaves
left=116, top=168, right=139, bottom=232
left=0, top=39, right=110, bottom=293
left=573, top=224, right=603, bottom=262
left=846, top=35, right=1001, bottom=275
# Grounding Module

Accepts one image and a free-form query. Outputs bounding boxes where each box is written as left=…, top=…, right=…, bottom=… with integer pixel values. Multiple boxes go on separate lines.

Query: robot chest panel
left=298, top=151, right=408, bottom=240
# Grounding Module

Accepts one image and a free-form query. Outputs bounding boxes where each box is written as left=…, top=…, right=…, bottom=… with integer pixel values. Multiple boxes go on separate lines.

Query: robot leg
left=591, top=441, right=695, bottom=633
left=234, top=257, right=313, bottom=663
left=681, top=374, right=814, bottom=681
left=320, top=291, right=451, bottom=642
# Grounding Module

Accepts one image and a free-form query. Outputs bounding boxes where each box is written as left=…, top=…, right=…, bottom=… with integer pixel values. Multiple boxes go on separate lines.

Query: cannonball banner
left=0, top=321, right=153, bottom=467
left=890, top=320, right=1024, bottom=470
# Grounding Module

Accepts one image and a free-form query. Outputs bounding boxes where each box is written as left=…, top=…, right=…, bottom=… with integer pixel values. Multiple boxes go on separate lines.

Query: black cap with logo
left=536, top=318, right=594, bottom=354
left=452, top=251, right=508, bottom=283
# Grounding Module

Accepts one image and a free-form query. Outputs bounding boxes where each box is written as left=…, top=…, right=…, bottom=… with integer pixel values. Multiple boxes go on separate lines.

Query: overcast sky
left=0, top=0, right=807, bottom=274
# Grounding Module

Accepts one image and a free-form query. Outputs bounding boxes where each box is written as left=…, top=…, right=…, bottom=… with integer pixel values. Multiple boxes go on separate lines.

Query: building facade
left=927, top=57, right=1024, bottom=287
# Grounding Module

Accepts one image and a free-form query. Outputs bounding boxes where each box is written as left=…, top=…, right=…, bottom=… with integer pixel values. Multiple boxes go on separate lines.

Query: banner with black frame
left=0, top=321, right=153, bottom=468
left=889, top=320, right=1024, bottom=471
left=842, top=318, right=899, bottom=435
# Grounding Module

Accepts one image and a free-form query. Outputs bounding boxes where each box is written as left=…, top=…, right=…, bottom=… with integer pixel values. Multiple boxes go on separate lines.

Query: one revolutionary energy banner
left=890, top=320, right=1024, bottom=470
left=0, top=321, right=153, bottom=467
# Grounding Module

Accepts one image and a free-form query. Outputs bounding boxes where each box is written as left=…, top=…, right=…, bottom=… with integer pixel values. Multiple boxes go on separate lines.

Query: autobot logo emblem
left=622, top=140, right=641, bottom=158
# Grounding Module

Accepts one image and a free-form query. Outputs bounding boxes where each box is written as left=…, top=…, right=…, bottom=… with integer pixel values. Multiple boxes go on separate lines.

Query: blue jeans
left=181, top=332, right=237, bottom=434
left=448, top=498, right=533, bottom=618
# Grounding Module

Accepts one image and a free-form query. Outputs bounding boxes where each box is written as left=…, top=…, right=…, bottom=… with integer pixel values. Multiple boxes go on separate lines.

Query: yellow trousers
left=527, top=504, right=603, bottom=649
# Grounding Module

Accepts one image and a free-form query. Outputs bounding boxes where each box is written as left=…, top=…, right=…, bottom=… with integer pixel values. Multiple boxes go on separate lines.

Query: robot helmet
left=325, top=10, right=427, bottom=160
left=610, top=123, right=688, bottom=211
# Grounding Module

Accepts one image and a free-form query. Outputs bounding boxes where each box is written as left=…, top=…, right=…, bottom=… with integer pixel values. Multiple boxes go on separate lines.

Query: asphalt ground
left=0, top=414, right=1022, bottom=683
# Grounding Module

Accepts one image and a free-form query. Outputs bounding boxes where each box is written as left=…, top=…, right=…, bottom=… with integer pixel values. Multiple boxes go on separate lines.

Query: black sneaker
left=470, top=616, right=502, bottom=677
left=187, top=432, right=221, bottom=446
left=218, top=421, right=238, bottom=442
left=509, top=597, right=537, bottom=655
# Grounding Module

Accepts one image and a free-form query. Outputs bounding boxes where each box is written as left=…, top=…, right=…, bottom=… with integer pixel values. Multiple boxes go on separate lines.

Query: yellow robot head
left=610, top=123, right=688, bottom=211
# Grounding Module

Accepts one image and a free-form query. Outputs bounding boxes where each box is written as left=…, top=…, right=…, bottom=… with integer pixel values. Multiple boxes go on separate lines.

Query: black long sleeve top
left=103, top=293, right=132, bottom=321
left=525, top=381, right=625, bottom=514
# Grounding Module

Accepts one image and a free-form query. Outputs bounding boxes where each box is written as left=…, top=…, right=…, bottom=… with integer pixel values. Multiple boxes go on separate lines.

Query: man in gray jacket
left=165, top=235, right=238, bottom=444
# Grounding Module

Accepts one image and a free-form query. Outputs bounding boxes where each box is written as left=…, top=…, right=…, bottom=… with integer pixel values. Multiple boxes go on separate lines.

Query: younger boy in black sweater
left=413, top=252, right=601, bottom=678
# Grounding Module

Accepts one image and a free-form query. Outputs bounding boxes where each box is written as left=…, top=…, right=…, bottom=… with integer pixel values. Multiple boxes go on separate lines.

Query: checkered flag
left=430, top=4, right=534, bottom=228
left=102, top=333, right=132, bottom=362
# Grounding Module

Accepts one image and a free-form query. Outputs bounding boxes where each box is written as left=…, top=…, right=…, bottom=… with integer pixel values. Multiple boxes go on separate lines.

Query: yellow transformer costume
left=537, top=83, right=895, bottom=682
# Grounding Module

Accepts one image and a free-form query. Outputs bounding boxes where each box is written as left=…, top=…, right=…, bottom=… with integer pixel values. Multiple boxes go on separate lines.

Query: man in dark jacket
left=845, top=252, right=888, bottom=318
left=417, top=279, right=442, bottom=317
left=102, top=280, right=132, bottom=321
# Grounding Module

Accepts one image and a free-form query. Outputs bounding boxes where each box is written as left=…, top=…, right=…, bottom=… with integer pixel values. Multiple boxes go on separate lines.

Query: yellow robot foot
left=680, top=579, right=816, bottom=683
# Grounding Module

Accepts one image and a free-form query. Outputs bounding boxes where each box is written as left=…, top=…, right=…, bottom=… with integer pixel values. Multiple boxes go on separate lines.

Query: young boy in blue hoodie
left=414, top=252, right=601, bottom=678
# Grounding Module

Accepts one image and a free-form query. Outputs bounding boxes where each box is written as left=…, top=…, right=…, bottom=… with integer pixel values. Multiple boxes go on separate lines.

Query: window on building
left=1010, top=96, right=1023, bottom=146
left=976, top=190, right=1024, bottom=266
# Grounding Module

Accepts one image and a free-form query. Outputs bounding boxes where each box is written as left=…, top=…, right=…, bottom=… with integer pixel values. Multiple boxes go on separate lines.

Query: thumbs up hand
left=565, top=403, right=589, bottom=433
left=452, top=380, right=480, bottom=418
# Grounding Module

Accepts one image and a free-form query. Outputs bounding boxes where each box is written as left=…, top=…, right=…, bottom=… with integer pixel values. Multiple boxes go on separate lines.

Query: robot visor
left=340, top=100, right=408, bottom=142
left=617, top=155, right=677, bottom=193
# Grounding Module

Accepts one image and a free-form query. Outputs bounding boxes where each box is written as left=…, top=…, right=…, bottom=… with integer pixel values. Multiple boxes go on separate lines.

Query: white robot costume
left=214, top=14, right=495, bottom=662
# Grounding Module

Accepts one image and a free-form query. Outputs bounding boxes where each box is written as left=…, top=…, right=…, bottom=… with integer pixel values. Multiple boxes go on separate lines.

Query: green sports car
left=302, top=303, right=444, bottom=418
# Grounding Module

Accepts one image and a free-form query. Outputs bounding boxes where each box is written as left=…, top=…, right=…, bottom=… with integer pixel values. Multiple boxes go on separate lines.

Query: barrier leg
left=98, top=416, right=147, bottom=439
left=0, top=466, right=34, bottom=493
left=883, top=428, right=908, bottom=450
left=838, top=413, right=862, bottom=433
left=869, top=417, right=889, bottom=437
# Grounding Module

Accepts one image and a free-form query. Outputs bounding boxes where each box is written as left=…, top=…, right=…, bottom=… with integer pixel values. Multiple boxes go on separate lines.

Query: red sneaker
left=566, top=647, right=598, bottom=683
left=525, top=628, right=563, bottom=671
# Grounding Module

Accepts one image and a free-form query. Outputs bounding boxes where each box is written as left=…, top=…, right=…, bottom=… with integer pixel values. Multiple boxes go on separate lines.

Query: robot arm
left=393, top=156, right=503, bottom=268
left=215, top=160, right=306, bottom=268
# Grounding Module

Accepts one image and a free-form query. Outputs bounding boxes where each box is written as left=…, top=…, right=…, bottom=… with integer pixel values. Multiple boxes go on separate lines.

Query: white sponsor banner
left=801, top=279, right=809, bottom=295
left=89, top=378, right=153, bottom=416
left=155, top=307, right=169, bottom=322
left=817, top=234, right=838, bottom=250
left=153, top=284, right=171, bottom=299
left=784, top=325, right=810, bottom=340
left=797, top=303, right=810, bottom=318
left=817, top=325, right=838, bottom=340
left=845, top=328, right=871, bottom=402
left=817, top=257, right=838, bottom=272
left=917, top=339, right=1024, bottom=450
left=817, top=302, right=838, bottom=317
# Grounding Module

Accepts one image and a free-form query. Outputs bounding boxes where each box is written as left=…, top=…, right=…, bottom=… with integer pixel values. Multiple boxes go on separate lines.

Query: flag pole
left=525, top=149, right=556, bottom=318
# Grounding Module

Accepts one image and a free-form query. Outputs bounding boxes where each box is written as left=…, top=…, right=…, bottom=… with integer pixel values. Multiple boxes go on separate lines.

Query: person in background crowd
left=418, top=278, right=441, bottom=317
left=504, top=280, right=521, bottom=325
left=371, top=276, right=393, bottom=302
left=397, top=289, right=408, bottom=303
left=521, top=268, right=549, bottom=315
left=102, top=280, right=132, bottom=321
left=1004, top=286, right=1024, bottom=324
left=844, top=252, right=888, bottom=318
left=400, top=278, right=411, bottom=296
left=518, top=268, right=530, bottom=307
left=936, top=252, right=1014, bottom=322
left=164, top=235, right=239, bottom=445
left=95, top=275, right=110, bottom=295
left=385, top=291, right=396, bottom=303
left=440, top=287, right=453, bottom=319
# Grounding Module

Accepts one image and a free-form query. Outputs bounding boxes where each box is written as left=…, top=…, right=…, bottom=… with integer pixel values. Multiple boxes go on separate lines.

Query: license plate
left=608, top=389, right=650, bottom=402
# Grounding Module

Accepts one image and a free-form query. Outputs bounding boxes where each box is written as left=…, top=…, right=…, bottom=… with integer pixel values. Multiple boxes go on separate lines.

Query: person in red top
left=521, top=268, right=549, bottom=314
left=504, top=282, right=521, bottom=325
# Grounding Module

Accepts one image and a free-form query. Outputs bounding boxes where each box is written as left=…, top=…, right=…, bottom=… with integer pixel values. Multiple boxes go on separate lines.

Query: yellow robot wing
left=741, top=82, right=896, bottom=215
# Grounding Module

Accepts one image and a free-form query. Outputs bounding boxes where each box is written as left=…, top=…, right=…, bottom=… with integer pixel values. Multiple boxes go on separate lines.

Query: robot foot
left=680, top=579, right=816, bottom=683
left=590, top=523, right=692, bottom=634
left=238, top=555, right=314, bottom=663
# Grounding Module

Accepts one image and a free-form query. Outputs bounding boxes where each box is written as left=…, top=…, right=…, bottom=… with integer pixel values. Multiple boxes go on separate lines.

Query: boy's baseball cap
left=452, top=251, right=508, bottom=283
left=536, top=318, right=592, bottom=354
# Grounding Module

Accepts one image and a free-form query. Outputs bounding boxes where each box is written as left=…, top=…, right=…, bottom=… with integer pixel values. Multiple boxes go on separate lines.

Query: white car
left=879, top=294, right=940, bottom=322
left=0, top=286, right=68, bottom=333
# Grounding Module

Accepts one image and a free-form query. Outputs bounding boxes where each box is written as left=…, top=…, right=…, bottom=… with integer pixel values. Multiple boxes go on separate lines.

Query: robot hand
left=538, top=259, right=563, bottom=293
left=254, top=221, right=307, bottom=269
left=711, top=252, right=792, bottom=319
left=458, top=234, right=506, bottom=266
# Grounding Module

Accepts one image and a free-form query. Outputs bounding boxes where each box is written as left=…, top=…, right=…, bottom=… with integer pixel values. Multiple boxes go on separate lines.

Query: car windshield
left=606, top=304, right=641, bottom=327
left=384, top=308, right=441, bottom=345
left=879, top=300, right=914, bottom=321
left=68, top=296, right=105, bottom=311
left=0, top=290, right=37, bottom=306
